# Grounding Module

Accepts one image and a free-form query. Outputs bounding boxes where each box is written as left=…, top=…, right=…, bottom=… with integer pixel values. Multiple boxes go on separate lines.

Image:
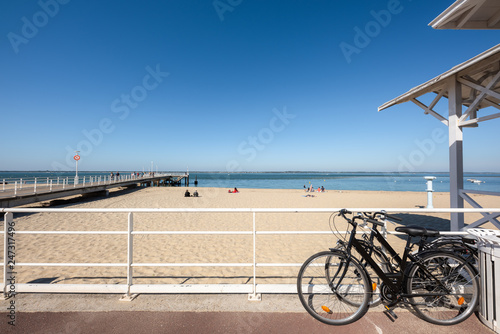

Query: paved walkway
left=0, top=294, right=493, bottom=334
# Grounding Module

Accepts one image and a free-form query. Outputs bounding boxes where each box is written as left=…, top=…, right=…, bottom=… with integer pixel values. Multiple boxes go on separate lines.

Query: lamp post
left=74, top=151, right=80, bottom=185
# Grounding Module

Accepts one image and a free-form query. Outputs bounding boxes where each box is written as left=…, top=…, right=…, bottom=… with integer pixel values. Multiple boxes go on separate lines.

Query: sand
left=1, top=187, right=499, bottom=286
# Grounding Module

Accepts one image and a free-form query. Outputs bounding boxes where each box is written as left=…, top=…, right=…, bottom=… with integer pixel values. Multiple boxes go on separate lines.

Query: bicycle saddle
left=395, top=225, right=440, bottom=237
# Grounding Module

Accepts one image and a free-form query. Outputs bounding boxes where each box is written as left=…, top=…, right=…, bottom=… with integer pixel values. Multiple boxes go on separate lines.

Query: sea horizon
left=1, top=171, right=499, bottom=193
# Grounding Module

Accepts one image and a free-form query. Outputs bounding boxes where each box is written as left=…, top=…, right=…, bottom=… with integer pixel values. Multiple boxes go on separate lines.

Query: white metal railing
left=1, top=207, right=499, bottom=300
left=0, top=172, right=179, bottom=196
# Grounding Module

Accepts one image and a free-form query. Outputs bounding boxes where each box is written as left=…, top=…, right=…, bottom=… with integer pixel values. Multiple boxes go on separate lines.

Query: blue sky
left=1, top=0, right=499, bottom=172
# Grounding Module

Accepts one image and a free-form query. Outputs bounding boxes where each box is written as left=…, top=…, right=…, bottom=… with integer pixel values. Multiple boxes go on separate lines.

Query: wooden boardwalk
left=0, top=173, right=189, bottom=208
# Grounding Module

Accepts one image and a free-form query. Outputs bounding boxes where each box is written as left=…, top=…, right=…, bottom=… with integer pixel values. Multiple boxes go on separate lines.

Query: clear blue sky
left=1, top=0, right=499, bottom=172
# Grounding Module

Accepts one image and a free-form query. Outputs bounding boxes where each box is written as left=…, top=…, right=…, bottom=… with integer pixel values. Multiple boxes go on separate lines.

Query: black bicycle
left=335, top=211, right=479, bottom=307
left=297, top=209, right=479, bottom=326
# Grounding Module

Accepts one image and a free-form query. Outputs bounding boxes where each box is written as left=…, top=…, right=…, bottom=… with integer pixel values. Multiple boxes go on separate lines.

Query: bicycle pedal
left=383, top=305, right=398, bottom=322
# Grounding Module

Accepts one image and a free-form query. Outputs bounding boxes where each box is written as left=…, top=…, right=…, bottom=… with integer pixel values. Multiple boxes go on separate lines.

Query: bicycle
left=297, top=209, right=479, bottom=326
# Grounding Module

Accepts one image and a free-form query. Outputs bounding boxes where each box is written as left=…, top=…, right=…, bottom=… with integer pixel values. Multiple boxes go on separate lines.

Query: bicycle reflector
left=321, top=305, right=332, bottom=314
left=372, top=283, right=377, bottom=291
left=458, top=297, right=465, bottom=305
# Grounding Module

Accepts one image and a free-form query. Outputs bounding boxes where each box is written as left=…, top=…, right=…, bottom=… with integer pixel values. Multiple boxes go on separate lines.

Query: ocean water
left=1, top=171, right=499, bottom=193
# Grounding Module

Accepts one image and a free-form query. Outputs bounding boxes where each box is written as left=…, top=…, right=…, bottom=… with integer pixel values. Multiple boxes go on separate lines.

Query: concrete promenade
left=0, top=294, right=493, bottom=334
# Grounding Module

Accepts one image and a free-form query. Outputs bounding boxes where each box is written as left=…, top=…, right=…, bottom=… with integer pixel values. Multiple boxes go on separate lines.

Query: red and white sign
left=74, top=155, right=80, bottom=161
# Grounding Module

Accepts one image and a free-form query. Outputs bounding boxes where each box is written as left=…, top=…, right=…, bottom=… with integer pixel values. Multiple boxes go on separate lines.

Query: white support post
left=62, top=178, right=66, bottom=189
left=19, top=179, right=22, bottom=190
left=120, top=212, right=137, bottom=302
left=57, top=177, right=59, bottom=185
left=248, top=211, right=261, bottom=301
left=46, top=177, right=49, bottom=187
left=34, top=178, right=37, bottom=193
left=448, top=76, right=465, bottom=230
left=2, top=179, right=5, bottom=192
left=14, top=181, right=17, bottom=196
left=3, top=212, right=13, bottom=299
left=424, top=176, right=436, bottom=209
left=50, top=180, right=53, bottom=192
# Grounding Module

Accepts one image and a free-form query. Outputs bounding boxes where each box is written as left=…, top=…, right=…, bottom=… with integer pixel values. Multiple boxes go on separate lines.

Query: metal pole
left=19, top=178, right=22, bottom=190
left=425, top=176, right=436, bottom=209
left=3, top=212, right=13, bottom=298
left=127, top=212, right=134, bottom=295
left=14, top=181, right=17, bottom=196
left=50, top=180, right=53, bottom=192
left=34, top=178, right=37, bottom=193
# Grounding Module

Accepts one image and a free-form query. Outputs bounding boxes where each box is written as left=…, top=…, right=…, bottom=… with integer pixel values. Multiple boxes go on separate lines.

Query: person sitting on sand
left=233, top=187, right=239, bottom=193
left=193, top=190, right=199, bottom=197
left=184, top=189, right=191, bottom=197
left=321, top=186, right=325, bottom=192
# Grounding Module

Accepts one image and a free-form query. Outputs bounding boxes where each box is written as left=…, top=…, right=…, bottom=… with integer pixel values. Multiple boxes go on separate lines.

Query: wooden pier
left=0, top=173, right=189, bottom=208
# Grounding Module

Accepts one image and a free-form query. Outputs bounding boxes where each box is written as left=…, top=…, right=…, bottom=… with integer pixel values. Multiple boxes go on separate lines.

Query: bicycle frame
left=340, top=217, right=456, bottom=302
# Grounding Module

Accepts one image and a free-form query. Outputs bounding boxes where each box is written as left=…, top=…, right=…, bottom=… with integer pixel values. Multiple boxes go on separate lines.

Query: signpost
left=74, top=152, right=80, bottom=185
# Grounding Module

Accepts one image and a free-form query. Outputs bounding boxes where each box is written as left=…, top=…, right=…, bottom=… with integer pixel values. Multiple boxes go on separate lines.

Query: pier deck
left=0, top=173, right=189, bottom=208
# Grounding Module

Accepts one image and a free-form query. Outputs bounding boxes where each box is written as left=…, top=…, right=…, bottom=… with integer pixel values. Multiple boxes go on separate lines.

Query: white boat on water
left=467, top=178, right=485, bottom=184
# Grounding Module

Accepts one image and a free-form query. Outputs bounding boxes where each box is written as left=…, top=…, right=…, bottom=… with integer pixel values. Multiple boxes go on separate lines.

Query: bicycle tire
left=297, top=250, right=371, bottom=325
left=424, top=240, right=478, bottom=270
left=406, top=250, right=479, bottom=325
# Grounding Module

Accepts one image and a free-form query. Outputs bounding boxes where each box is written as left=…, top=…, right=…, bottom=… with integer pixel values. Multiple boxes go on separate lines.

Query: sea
left=1, top=171, right=499, bottom=193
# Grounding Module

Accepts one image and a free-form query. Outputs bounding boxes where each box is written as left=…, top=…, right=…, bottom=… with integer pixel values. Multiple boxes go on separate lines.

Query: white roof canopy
left=378, top=43, right=500, bottom=127
left=429, top=0, right=500, bottom=29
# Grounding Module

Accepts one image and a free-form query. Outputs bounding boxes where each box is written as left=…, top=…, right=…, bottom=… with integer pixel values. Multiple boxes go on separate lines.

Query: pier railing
left=0, top=172, right=185, bottom=196
left=1, top=207, right=499, bottom=300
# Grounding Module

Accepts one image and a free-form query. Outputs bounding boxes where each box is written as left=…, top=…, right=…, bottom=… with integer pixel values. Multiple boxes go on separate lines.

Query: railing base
left=248, top=293, right=262, bottom=301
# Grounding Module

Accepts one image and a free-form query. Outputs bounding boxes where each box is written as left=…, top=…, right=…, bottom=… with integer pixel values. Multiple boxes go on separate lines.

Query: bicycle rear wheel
left=406, top=251, right=479, bottom=325
left=297, top=250, right=371, bottom=325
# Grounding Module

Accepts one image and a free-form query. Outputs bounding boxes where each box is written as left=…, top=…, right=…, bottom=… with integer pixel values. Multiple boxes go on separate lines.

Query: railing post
left=34, top=178, right=37, bottom=193
left=120, top=212, right=137, bottom=301
left=3, top=212, right=13, bottom=299
left=19, top=179, right=22, bottom=190
left=2, top=179, right=5, bottom=192
left=50, top=180, right=53, bottom=192
left=57, top=177, right=59, bottom=185
left=14, top=181, right=17, bottom=196
left=46, top=177, right=49, bottom=187
left=248, top=211, right=261, bottom=301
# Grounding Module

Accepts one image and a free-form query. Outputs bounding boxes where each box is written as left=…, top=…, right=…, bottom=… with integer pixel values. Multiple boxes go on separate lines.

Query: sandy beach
left=1, top=186, right=499, bottom=286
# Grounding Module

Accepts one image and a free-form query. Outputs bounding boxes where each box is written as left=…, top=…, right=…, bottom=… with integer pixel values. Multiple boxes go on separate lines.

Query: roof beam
left=411, top=96, right=449, bottom=125
left=487, top=8, right=500, bottom=27
left=455, top=0, right=485, bottom=29
left=458, top=70, right=500, bottom=124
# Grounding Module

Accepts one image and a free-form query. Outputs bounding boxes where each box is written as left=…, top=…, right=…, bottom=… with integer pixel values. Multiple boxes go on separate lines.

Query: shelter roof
left=378, top=44, right=500, bottom=112
left=429, top=0, right=500, bottom=29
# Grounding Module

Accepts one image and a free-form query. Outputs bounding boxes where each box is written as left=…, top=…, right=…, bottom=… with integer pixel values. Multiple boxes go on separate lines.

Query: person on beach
left=184, top=189, right=191, bottom=197
left=308, top=185, right=313, bottom=192
left=321, top=186, right=325, bottom=192
left=233, top=187, right=239, bottom=193
left=193, top=190, right=199, bottom=197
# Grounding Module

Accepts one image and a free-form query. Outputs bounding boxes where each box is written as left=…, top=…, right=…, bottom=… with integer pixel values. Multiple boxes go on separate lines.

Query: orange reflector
left=372, top=283, right=377, bottom=291
left=458, top=297, right=465, bottom=305
left=321, top=305, right=332, bottom=313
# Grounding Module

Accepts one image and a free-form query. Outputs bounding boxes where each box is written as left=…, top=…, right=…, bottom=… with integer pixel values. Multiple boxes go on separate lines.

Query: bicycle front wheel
left=297, top=250, right=371, bottom=325
left=406, top=251, right=479, bottom=325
